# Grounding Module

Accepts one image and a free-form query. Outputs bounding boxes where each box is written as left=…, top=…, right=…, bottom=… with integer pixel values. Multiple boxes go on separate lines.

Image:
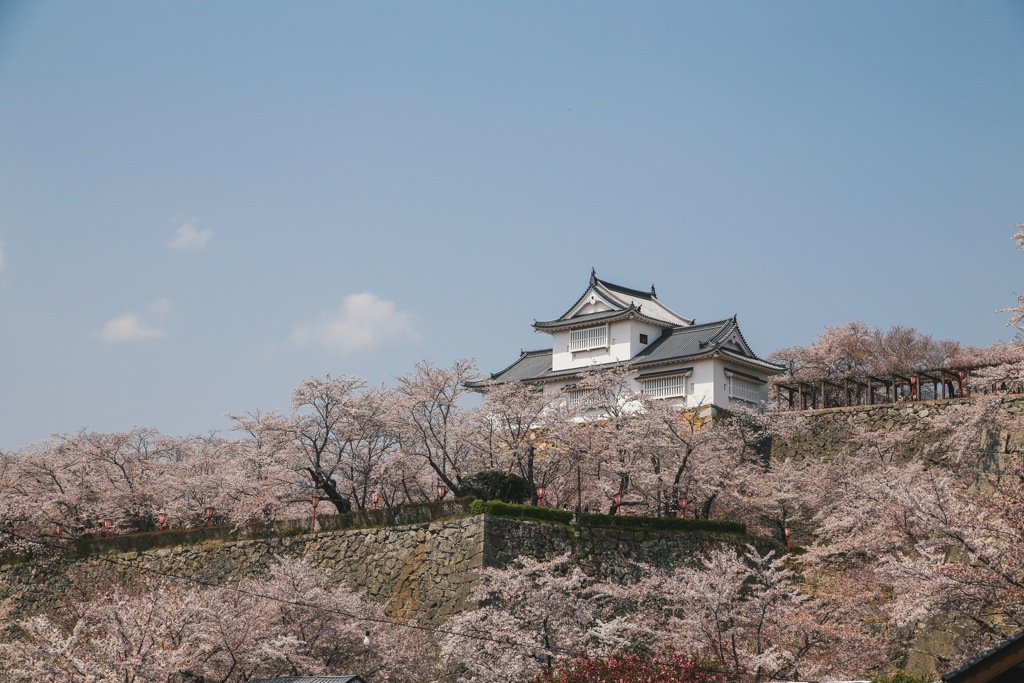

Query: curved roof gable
left=633, top=317, right=784, bottom=373
left=534, top=269, right=692, bottom=331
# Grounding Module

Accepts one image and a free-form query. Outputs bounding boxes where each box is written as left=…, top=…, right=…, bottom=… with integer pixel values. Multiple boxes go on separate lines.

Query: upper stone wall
left=768, top=396, right=1024, bottom=461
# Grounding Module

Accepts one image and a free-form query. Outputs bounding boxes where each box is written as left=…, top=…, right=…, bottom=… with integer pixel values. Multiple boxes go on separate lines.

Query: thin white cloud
left=167, top=221, right=212, bottom=251
left=149, top=298, right=173, bottom=320
left=289, top=292, right=420, bottom=356
left=101, top=313, right=166, bottom=342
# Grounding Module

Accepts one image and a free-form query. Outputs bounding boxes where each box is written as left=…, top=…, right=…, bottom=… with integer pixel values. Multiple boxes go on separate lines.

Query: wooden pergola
left=774, top=367, right=973, bottom=411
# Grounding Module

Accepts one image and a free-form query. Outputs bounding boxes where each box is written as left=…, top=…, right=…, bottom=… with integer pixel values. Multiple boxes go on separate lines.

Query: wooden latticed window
left=728, top=374, right=760, bottom=403
left=642, top=375, right=687, bottom=399
left=570, top=325, right=608, bottom=352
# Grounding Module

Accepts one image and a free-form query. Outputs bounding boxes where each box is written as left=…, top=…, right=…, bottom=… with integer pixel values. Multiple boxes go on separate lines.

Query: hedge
left=469, top=499, right=574, bottom=524
left=469, top=500, right=744, bottom=534
left=579, top=513, right=745, bottom=535
left=62, top=497, right=476, bottom=557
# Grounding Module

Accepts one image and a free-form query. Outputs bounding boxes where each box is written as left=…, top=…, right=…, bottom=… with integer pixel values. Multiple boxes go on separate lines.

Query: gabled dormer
left=534, top=270, right=693, bottom=372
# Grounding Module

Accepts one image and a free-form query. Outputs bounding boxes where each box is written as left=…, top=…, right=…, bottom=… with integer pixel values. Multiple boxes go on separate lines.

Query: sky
left=1, top=1, right=1022, bottom=451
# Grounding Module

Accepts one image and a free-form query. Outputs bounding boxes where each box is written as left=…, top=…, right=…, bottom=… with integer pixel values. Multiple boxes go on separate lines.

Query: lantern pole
left=575, top=461, right=583, bottom=524
left=311, top=495, right=321, bottom=529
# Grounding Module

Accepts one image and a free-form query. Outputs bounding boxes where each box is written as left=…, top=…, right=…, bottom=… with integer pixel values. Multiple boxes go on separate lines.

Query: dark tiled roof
left=466, top=349, right=576, bottom=388
left=634, top=318, right=784, bottom=373
left=595, top=277, right=656, bottom=301
left=943, top=629, right=1024, bottom=682
left=248, top=677, right=365, bottom=683
left=633, top=318, right=736, bottom=363
left=540, top=271, right=692, bottom=329
left=246, top=679, right=366, bottom=683
left=474, top=318, right=783, bottom=386
left=533, top=305, right=674, bottom=330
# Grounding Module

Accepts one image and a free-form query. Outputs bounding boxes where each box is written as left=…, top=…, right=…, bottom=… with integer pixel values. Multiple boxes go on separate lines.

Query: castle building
left=469, top=270, right=784, bottom=409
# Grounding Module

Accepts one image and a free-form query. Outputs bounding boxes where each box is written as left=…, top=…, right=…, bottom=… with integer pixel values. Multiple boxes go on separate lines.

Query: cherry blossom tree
left=533, top=653, right=730, bottom=683
left=440, top=545, right=870, bottom=683
left=439, top=555, right=635, bottom=683
left=999, top=224, right=1024, bottom=331
left=468, top=379, right=558, bottom=501
left=1, top=557, right=436, bottom=683
left=394, top=359, right=478, bottom=497
left=231, top=375, right=404, bottom=513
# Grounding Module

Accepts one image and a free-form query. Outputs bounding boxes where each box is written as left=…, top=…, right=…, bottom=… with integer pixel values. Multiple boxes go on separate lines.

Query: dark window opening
left=639, top=334, right=649, bottom=344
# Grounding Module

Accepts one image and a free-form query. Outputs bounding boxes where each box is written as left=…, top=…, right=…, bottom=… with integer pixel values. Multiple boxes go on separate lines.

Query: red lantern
left=371, top=490, right=381, bottom=508
left=158, top=513, right=168, bottom=532
left=678, top=496, right=690, bottom=519
left=436, top=484, right=447, bottom=500
left=310, top=496, right=321, bottom=528
left=535, top=485, right=546, bottom=506
left=783, top=526, right=791, bottom=554
left=612, top=493, right=623, bottom=507
left=205, top=506, right=215, bottom=527
left=103, top=518, right=113, bottom=538
left=56, top=523, right=63, bottom=546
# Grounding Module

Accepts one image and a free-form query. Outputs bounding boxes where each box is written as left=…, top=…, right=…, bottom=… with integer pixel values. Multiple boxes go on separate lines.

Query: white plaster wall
left=713, top=361, right=772, bottom=408
left=540, top=356, right=770, bottom=411
left=687, top=359, right=720, bottom=407
left=550, top=320, right=665, bottom=372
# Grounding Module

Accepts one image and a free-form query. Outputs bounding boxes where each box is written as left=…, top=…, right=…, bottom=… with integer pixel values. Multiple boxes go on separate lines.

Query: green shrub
left=475, top=500, right=573, bottom=524
left=579, top=512, right=745, bottom=535
left=469, top=499, right=485, bottom=515
left=460, top=470, right=532, bottom=504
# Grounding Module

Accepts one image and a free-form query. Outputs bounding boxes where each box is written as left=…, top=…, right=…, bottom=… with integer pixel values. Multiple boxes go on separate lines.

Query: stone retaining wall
left=0, top=515, right=746, bottom=624
left=0, top=516, right=486, bottom=625
left=483, top=516, right=750, bottom=582
left=769, top=395, right=1024, bottom=461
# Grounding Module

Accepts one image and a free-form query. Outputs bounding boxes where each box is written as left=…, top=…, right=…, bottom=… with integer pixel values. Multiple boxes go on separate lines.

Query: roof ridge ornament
left=589, top=267, right=597, bottom=286
left=651, top=284, right=656, bottom=297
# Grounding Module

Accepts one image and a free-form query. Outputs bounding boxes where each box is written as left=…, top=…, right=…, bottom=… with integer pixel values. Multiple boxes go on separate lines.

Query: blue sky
left=1, top=1, right=1022, bottom=451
